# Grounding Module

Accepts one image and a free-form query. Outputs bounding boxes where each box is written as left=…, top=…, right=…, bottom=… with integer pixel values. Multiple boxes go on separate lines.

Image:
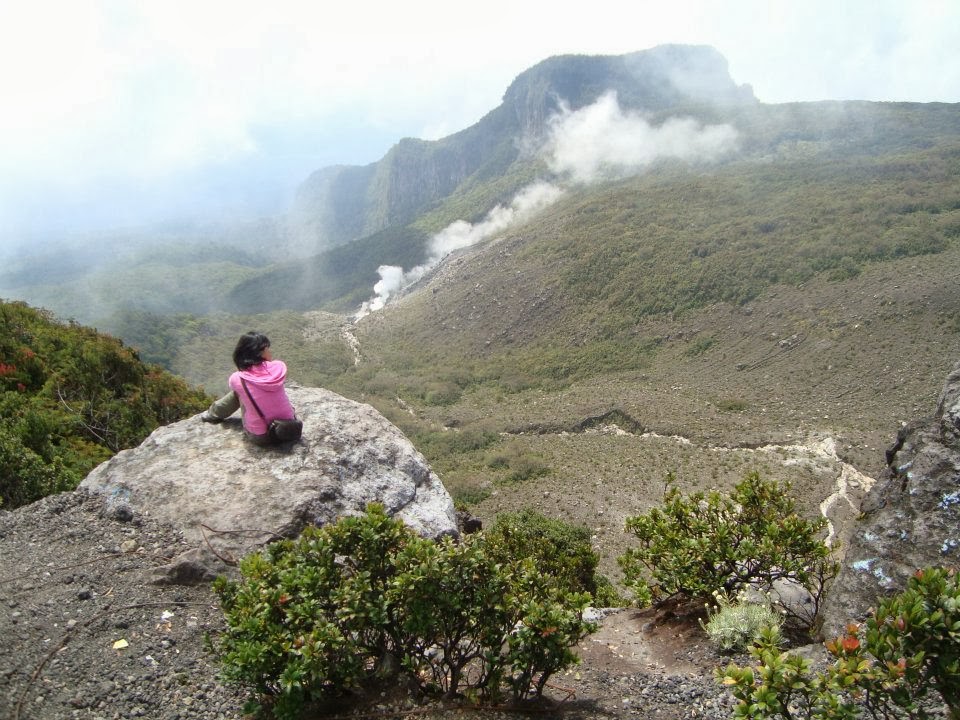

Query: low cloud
left=545, top=91, right=739, bottom=183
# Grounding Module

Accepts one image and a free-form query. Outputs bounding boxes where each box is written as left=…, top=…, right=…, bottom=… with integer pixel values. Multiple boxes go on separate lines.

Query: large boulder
left=80, top=385, right=458, bottom=565
left=820, top=360, right=960, bottom=636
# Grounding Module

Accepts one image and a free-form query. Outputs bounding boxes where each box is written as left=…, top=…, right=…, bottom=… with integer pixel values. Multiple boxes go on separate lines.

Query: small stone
left=106, top=503, right=134, bottom=522
left=77, top=589, right=93, bottom=601
left=120, top=539, right=138, bottom=553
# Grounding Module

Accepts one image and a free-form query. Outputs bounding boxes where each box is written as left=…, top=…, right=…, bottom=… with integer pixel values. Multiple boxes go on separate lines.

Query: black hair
left=232, top=332, right=270, bottom=370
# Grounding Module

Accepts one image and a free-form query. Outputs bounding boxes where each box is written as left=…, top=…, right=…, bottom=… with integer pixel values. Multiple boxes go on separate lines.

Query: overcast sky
left=1, top=0, right=958, bottom=246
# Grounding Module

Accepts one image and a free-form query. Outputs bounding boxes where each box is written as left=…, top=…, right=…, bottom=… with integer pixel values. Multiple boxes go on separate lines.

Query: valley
left=3, top=47, right=959, bottom=590
left=302, top=237, right=960, bottom=586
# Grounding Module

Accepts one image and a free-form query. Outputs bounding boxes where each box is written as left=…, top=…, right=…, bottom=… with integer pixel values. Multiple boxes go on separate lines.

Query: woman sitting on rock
left=202, top=332, right=300, bottom=445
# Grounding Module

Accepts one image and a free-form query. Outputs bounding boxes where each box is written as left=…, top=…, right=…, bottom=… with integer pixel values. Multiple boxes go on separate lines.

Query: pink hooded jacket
left=228, top=360, right=295, bottom=435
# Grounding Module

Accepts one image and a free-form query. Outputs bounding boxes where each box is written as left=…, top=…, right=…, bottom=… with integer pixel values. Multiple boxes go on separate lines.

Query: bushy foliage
left=0, top=425, right=67, bottom=508
left=701, top=592, right=783, bottom=654
left=618, top=473, right=837, bottom=631
left=483, top=442, right=552, bottom=485
left=0, top=300, right=210, bottom=508
left=720, top=567, right=960, bottom=719
left=213, top=505, right=595, bottom=719
left=485, top=509, right=623, bottom=607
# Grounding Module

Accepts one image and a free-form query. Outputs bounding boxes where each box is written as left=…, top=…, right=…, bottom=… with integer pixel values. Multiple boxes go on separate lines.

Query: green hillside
left=335, top=132, right=960, bottom=453
left=0, top=300, right=210, bottom=508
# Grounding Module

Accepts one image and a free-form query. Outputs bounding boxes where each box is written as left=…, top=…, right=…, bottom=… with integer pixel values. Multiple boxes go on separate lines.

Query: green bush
left=720, top=567, right=960, bottom=719
left=483, top=443, right=551, bottom=485
left=486, top=509, right=624, bottom=607
left=504, top=455, right=551, bottom=483
left=449, top=484, right=492, bottom=507
left=618, top=472, right=837, bottom=631
left=0, top=300, right=209, bottom=508
left=0, top=425, right=67, bottom=508
left=213, top=505, right=594, bottom=719
left=701, top=592, right=783, bottom=654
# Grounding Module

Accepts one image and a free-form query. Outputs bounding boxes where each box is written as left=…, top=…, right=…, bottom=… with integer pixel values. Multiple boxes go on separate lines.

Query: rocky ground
left=1, top=490, right=759, bottom=720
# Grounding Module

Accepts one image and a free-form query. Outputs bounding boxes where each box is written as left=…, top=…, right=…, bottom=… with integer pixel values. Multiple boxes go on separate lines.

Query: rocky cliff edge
left=79, top=384, right=458, bottom=569
left=820, top=360, right=960, bottom=636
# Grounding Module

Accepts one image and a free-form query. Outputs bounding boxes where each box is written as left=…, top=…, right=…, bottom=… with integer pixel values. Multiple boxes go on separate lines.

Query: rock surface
left=820, top=360, right=960, bottom=636
left=80, top=385, right=457, bottom=565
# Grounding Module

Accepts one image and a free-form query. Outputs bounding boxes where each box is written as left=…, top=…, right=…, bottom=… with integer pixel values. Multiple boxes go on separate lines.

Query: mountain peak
left=286, top=46, right=755, bottom=256
left=502, top=44, right=755, bottom=135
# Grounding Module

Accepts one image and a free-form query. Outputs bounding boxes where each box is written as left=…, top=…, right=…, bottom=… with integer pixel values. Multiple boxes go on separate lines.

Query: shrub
left=504, top=455, right=551, bottom=483
left=450, top=484, right=492, bottom=507
left=0, top=426, right=67, bottom=508
left=701, top=592, right=783, bottom=654
left=0, top=300, right=209, bottom=508
left=716, top=398, right=749, bottom=412
left=618, top=472, right=837, bottom=631
left=483, top=443, right=551, bottom=484
left=486, top=509, right=625, bottom=606
left=420, top=380, right=462, bottom=406
left=720, top=567, right=960, bottom=719
left=214, top=505, right=594, bottom=718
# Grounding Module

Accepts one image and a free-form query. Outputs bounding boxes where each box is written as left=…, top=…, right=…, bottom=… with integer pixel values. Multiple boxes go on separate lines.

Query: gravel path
left=1, top=490, right=740, bottom=720
left=1, top=491, right=247, bottom=720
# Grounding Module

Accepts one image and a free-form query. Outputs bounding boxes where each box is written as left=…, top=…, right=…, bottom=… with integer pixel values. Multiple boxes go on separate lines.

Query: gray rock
left=152, top=548, right=220, bottom=586
left=820, top=360, right=960, bottom=637
left=80, top=385, right=457, bottom=562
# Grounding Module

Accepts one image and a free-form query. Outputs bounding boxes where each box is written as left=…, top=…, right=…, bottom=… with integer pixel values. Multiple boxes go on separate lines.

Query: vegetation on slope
left=0, top=300, right=210, bottom=508
left=215, top=504, right=596, bottom=717
left=345, top=139, right=960, bottom=392
left=4, top=96, right=958, bottom=538
left=57, top=103, right=959, bottom=519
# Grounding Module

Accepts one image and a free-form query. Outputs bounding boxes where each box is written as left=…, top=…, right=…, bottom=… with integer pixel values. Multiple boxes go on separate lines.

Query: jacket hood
left=237, top=360, right=287, bottom=390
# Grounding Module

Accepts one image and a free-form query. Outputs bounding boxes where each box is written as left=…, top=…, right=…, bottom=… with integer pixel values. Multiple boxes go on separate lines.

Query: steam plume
left=545, top=91, right=739, bottom=183
left=357, top=92, right=739, bottom=316
left=356, top=181, right=562, bottom=317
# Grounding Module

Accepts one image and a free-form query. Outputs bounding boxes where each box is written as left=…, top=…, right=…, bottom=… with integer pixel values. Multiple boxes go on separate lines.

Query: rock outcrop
left=80, top=385, right=457, bottom=566
left=820, top=360, right=960, bottom=636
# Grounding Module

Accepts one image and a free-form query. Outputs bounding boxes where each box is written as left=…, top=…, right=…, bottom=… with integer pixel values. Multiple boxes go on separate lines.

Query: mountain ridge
left=285, top=44, right=756, bottom=255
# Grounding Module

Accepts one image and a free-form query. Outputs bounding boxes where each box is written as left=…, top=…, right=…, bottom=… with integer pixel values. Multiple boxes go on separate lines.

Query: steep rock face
left=286, top=45, right=755, bottom=254
left=79, top=385, right=458, bottom=563
left=820, top=360, right=960, bottom=636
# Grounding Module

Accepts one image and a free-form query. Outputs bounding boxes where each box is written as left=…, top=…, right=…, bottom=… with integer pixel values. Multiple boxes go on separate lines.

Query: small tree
left=389, top=534, right=517, bottom=697
left=619, top=472, right=837, bottom=630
